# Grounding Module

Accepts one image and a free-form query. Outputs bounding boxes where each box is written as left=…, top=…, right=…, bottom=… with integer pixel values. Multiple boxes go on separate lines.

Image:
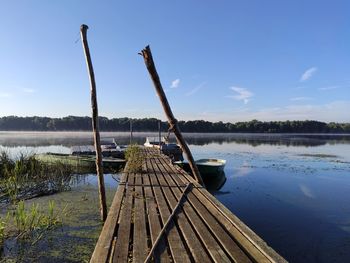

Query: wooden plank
left=91, top=148, right=285, bottom=263
left=133, top=174, right=148, bottom=263
left=90, top=174, right=127, bottom=263
left=155, top=159, right=232, bottom=262
left=112, top=173, right=135, bottom=262
left=171, top=161, right=286, bottom=263
left=143, top=173, right=171, bottom=263
left=159, top=158, right=252, bottom=263
left=146, top=158, right=191, bottom=263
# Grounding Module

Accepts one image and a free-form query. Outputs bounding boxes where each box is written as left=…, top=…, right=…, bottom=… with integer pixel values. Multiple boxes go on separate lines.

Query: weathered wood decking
left=90, top=148, right=286, bottom=263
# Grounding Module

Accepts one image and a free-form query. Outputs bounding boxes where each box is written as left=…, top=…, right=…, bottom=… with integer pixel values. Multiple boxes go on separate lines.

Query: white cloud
left=227, top=86, right=253, bottom=104
left=290, top=97, right=313, bottom=101
left=186, top=82, right=206, bottom=96
left=300, top=67, right=317, bottom=82
left=170, top=79, right=180, bottom=89
left=22, top=88, right=35, bottom=93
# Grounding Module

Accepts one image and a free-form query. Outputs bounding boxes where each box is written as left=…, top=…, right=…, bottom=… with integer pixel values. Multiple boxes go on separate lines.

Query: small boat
left=144, top=137, right=183, bottom=161
left=144, top=137, right=162, bottom=148
left=35, top=153, right=126, bottom=172
left=196, top=159, right=226, bottom=176
left=71, top=141, right=125, bottom=159
left=174, top=158, right=226, bottom=177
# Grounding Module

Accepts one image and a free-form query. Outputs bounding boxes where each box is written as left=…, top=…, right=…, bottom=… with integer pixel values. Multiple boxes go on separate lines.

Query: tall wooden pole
left=130, top=119, right=133, bottom=144
left=80, top=24, right=107, bottom=221
left=140, top=46, right=204, bottom=186
left=158, top=119, right=162, bottom=153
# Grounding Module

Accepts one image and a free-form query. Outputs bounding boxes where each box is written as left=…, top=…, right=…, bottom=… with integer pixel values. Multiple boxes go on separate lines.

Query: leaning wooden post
left=80, top=24, right=107, bottom=221
left=140, top=46, right=204, bottom=186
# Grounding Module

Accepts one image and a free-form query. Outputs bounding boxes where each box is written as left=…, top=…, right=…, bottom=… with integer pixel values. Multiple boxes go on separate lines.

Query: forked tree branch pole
left=80, top=24, right=107, bottom=221
left=140, top=45, right=204, bottom=186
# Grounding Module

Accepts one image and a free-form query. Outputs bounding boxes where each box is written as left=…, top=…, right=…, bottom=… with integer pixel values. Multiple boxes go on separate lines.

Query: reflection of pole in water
left=130, top=119, right=133, bottom=144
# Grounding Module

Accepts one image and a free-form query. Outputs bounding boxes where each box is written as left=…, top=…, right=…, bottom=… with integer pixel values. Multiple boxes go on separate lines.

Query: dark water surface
left=1, top=132, right=350, bottom=262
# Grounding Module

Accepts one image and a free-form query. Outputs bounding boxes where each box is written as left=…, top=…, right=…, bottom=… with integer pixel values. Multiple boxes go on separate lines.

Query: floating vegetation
left=0, top=185, right=114, bottom=262
left=0, top=151, right=73, bottom=204
left=124, top=145, right=144, bottom=173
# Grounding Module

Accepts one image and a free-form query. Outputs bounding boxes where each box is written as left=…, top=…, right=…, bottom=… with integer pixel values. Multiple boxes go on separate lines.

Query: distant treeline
left=0, top=116, right=350, bottom=133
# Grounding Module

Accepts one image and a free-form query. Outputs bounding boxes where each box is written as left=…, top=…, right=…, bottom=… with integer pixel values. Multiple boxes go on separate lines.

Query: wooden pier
left=90, top=148, right=286, bottom=263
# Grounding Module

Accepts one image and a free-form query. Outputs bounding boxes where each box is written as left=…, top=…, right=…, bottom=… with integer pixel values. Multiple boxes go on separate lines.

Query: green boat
left=35, top=153, right=126, bottom=172
left=175, top=158, right=226, bottom=177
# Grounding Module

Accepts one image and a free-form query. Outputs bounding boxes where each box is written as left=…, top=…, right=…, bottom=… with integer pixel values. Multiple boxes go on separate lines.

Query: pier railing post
left=80, top=24, right=107, bottom=221
left=140, top=46, right=204, bottom=186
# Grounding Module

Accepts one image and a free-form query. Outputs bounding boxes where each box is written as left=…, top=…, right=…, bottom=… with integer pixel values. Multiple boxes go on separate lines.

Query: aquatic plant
left=0, top=213, right=10, bottom=243
left=13, top=200, right=62, bottom=239
left=0, top=152, right=73, bottom=203
left=124, top=144, right=144, bottom=173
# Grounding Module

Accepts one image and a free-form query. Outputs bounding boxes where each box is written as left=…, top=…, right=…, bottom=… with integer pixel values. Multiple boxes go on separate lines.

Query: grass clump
left=124, top=145, right=144, bottom=173
left=0, top=151, right=72, bottom=203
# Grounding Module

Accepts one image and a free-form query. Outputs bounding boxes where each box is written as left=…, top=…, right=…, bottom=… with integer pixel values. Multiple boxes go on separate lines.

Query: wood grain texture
left=91, top=148, right=286, bottom=263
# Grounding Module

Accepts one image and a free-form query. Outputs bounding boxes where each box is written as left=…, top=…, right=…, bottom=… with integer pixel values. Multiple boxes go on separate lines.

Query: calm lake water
left=1, top=131, right=350, bottom=262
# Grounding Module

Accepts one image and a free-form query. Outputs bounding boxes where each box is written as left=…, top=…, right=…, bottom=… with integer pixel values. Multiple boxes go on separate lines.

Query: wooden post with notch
left=140, top=45, right=204, bottom=186
left=80, top=24, right=107, bottom=221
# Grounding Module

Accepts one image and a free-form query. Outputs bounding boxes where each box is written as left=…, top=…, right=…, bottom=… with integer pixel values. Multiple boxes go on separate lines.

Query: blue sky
left=0, top=1, right=349, bottom=122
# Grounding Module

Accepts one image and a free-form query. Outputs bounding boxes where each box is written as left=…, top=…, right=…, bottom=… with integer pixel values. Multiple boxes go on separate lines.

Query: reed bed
left=0, top=152, right=73, bottom=204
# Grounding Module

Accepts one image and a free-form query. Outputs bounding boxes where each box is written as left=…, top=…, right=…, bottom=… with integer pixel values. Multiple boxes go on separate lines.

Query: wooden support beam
left=80, top=24, right=107, bottom=221
left=140, top=46, right=204, bottom=186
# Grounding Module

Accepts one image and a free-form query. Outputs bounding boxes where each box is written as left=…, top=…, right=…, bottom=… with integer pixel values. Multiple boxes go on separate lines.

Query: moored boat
left=144, top=137, right=183, bottom=161
left=195, top=159, right=226, bottom=176
left=71, top=141, right=125, bottom=159
left=174, top=158, right=226, bottom=177
left=35, top=153, right=126, bottom=172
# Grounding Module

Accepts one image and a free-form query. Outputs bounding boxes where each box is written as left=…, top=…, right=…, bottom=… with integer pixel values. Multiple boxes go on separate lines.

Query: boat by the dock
left=196, top=159, right=226, bottom=175
left=144, top=137, right=183, bottom=161
left=174, top=158, right=226, bottom=177
left=35, top=153, right=126, bottom=172
left=71, top=142, right=125, bottom=158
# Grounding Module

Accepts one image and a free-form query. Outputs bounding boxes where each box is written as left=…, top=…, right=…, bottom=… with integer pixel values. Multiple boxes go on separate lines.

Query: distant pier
left=90, top=148, right=286, bottom=262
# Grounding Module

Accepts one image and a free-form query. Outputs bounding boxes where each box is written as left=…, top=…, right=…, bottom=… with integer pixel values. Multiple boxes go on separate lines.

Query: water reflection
left=203, top=172, right=227, bottom=191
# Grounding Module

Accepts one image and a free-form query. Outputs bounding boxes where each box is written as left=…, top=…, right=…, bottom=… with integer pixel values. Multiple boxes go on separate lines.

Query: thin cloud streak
left=0, top=92, right=11, bottom=98
left=319, top=86, right=339, bottom=91
left=227, top=86, right=253, bottom=104
left=22, top=88, right=36, bottom=93
left=300, top=67, right=317, bottom=82
left=186, top=82, right=206, bottom=96
left=290, top=97, right=313, bottom=101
